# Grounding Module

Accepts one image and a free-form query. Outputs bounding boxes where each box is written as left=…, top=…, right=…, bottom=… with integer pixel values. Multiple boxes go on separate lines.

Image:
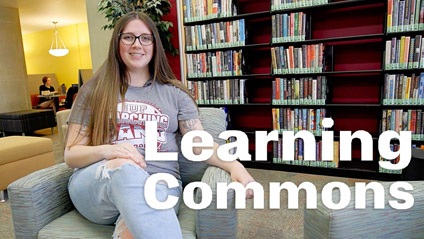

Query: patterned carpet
left=0, top=129, right=368, bottom=239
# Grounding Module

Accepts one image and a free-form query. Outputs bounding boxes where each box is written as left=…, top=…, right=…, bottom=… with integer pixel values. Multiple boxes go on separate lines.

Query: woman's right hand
left=102, top=143, right=146, bottom=168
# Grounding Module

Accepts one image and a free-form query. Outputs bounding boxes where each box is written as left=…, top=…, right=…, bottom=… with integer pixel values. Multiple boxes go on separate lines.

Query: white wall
left=85, top=0, right=112, bottom=73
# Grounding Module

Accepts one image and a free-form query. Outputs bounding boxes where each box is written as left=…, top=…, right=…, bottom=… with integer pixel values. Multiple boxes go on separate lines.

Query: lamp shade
left=49, top=49, right=69, bottom=57
left=49, top=22, right=69, bottom=57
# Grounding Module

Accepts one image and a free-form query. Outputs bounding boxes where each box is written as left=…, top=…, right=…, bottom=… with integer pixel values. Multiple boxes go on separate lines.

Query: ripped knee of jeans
left=95, top=159, right=140, bottom=180
left=113, top=215, right=134, bottom=239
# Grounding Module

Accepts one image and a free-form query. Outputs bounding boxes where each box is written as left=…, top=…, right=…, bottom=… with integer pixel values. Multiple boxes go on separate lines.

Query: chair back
left=177, top=108, right=227, bottom=186
left=30, top=94, right=39, bottom=108
left=56, top=109, right=71, bottom=152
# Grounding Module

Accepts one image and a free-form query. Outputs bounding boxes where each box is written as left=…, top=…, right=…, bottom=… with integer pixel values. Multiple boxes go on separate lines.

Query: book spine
left=388, top=0, right=393, bottom=29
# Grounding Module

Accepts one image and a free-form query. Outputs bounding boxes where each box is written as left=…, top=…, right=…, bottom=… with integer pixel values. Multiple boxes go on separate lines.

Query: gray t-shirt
left=68, top=78, right=199, bottom=179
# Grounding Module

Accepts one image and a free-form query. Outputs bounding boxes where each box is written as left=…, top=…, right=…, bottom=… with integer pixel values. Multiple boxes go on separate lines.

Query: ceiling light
left=49, top=21, right=69, bottom=57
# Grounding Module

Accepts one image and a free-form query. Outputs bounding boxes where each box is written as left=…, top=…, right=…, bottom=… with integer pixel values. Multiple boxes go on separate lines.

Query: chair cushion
left=0, top=136, right=53, bottom=165
left=178, top=202, right=196, bottom=239
left=39, top=207, right=197, bottom=239
left=38, top=210, right=114, bottom=239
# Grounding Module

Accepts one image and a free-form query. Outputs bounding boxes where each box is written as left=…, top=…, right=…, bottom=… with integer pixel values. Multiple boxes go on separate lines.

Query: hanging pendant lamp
left=49, top=21, right=69, bottom=57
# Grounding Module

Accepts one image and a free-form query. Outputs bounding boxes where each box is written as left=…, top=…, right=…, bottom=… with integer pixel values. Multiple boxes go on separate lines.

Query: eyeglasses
left=119, top=33, right=154, bottom=46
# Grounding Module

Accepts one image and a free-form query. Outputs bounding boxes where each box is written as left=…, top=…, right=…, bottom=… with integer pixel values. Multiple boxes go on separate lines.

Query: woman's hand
left=230, top=164, right=255, bottom=199
left=102, top=142, right=146, bottom=168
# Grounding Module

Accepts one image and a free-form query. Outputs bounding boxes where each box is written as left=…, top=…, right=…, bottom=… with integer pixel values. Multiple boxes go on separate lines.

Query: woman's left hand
left=230, top=165, right=255, bottom=199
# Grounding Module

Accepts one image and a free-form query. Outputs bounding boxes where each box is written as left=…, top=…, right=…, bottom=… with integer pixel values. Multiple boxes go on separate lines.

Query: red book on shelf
left=411, top=110, right=417, bottom=134
left=289, top=46, right=294, bottom=70
left=276, top=78, right=281, bottom=101
left=311, top=44, right=316, bottom=69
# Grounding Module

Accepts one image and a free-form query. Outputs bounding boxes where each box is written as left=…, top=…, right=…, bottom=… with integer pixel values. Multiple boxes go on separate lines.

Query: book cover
left=416, top=110, right=422, bottom=138
left=393, top=0, right=399, bottom=29
left=386, top=40, right=392, bottom=68
left=388, top=0, right=393, bottom=28
left=408, top=37, right=415, bottom=68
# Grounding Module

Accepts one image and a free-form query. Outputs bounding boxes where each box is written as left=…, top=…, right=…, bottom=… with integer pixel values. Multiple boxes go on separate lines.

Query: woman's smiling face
left=119, top=19, right=154, bottom=74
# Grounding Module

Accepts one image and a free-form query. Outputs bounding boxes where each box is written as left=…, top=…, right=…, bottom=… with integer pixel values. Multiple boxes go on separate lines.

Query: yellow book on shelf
left=276, top=108, right=280, bottom=130
left=333, top=141, right=339, bottom=168
left=294, top=80, right=300, bottom=100
left=191, top=0, right=196, bottom=18
left=208, top=0, right=212, bottom=16
left=387, top=0, right=392, bottom=28
left=405, top=77, right=411, bottom=100
left=400, top=36, right=405, bottom=65
left=271, top=48, right=277, bottom=71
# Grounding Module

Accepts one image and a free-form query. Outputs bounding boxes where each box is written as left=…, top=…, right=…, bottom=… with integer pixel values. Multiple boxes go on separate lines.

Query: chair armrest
left=7, top=163, right=74, bottom=239
left=304, top=181, right=424, bottom=239
left=196, top=166, right=237, bottom=239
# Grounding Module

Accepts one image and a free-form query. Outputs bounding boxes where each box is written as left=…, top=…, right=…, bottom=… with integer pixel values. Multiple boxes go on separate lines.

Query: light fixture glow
left=49, top=21, right=69, bottom=57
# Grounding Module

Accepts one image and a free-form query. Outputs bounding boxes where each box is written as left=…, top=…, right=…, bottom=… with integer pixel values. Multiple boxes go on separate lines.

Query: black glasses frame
left=119, top=33, right=155, bottom=46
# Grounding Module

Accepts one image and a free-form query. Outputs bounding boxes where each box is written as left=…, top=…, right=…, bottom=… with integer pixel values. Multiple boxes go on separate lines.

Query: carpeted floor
left=0, top=128, right=368, bottom=239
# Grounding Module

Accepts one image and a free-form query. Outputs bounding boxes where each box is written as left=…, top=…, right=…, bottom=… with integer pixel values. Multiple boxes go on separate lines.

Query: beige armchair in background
left=55, top=109, right=71, bottom=154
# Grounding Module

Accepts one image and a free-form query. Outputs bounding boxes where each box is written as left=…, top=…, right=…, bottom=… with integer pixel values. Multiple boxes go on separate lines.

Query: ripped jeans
left=68, top=160, right=183, bottom=239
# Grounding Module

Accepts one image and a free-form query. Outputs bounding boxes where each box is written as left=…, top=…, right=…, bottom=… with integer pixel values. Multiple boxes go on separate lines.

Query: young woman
left=65, top=11, right=254, bottom=239
left=38, top=76, right=58, bottom=112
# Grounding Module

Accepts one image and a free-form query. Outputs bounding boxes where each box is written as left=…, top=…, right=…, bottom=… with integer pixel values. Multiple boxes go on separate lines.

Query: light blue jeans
left=68, top=160, right=183, bottom=238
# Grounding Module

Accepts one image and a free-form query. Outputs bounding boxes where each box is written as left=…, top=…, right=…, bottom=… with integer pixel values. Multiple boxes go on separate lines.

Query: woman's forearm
left=64, top=144, right=110, bottom=168
left=204, top=142, right=245, bottom=173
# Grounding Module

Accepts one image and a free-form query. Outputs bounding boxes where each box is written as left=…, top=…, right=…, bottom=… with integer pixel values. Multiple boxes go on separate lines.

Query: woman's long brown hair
left=82, top=11, right=194, bottom=146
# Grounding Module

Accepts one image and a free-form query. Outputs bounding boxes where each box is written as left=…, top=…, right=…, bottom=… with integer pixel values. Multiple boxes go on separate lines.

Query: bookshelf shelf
left=325, top=103, right=381, bottom=107
left=180, top=0, right=423, bottom=180
left=199, top=103, right=272, bottom=107
left=381, top=105, right=424, bottom=109
left=384, top=68, right=424, bottom=74
left=184, top=11, right=270, bottom=26
left=186, top=43, right=271, bottom=54
left=271, top=34, right=385, bottom=46
left=271, top=103, right=381, bottom=107
left=385, top=30, right=424, bottom=37
left=187, top=73, right=271, bottom=80
left=240, top=161, right=401, bottom=180
left=271, top=0, right=384, bottom=14
left=273, top=70, right=383, bottom=77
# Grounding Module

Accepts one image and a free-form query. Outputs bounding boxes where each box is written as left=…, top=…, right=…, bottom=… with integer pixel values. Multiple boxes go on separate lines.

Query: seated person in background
left=64, top=84, right=79, bottom=109
left=38, top=76, right=59, bottom=113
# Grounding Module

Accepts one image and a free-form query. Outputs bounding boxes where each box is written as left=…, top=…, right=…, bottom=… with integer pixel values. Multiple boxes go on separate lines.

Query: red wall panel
left=162, top=0, right=182, bottom=81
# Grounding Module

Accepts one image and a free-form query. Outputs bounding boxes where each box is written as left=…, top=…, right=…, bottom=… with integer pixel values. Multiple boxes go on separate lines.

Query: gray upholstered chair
left=8, top=108, right=237, bottom=239
left=304, top=181, right=424, bottom=239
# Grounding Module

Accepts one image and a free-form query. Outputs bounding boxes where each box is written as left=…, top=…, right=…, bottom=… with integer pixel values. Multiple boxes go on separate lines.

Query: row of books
left=272, top=76, right=327, bottom=105
left=273, top=139, right=339, bottom=168
left=187, top=79, right=247, bottom=104
left=271, top=44, right=325, bottom=74
left=186, top=50, right=243, bottom=78
left=183, top=0, right=236, bottom=23
left=185, top=19, right=246, bottom=51
left=384, top=35, right=424, bottom=69
left=383, top=73, right=424, bottom=105
left=272, top=12, right=309, bottom=43
left=379, top=144, right=403, bottom=174
left=271, top=0, right=329, bottom=11
left=382, top=109, right=424, bottom=140
left=272, top=107, right=327, bottom=135
left=387, top=0, right=424, bottom=33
